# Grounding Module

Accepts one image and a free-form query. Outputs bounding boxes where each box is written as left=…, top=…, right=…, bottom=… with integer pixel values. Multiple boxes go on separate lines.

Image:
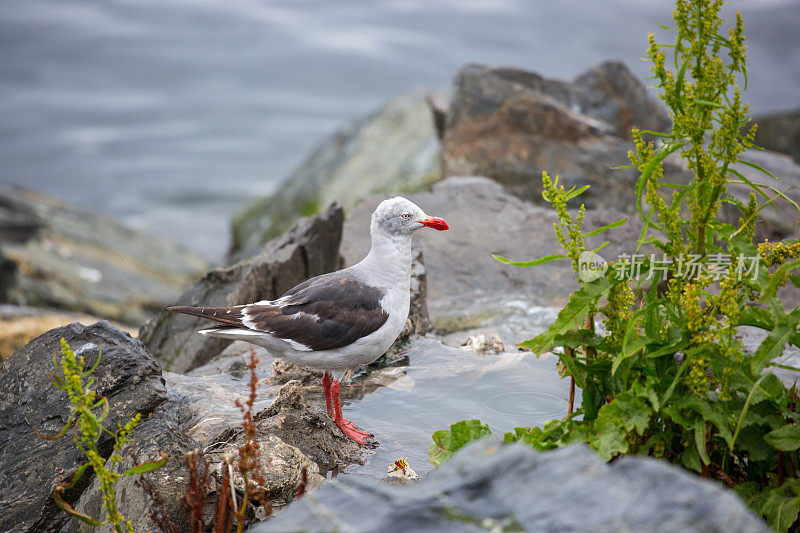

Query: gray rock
left=0, top=321, right=167, bottom=533
left=341, top=177, right=646, bottom=335
left=69, top=378, right=356, bottom=532
left=440, top=62, right=678, bottom=213
left=255, top=439, right=766, bottom=533
left=573, top=60, right=672, bottom=139
left=140, top=203, right=344, bottom=373
left=0, top=184, right=207, bottom=326
left=441, top=63, right=800, bottom=242
left=749, top=108, right=800, bottom=163
left=230, top=91, right=443, bottom=257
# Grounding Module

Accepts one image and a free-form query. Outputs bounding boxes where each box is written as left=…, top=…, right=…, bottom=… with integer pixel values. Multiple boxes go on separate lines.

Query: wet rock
left=749, top=108, right=800, bottom=163
left=267, top=359, right=323, bottom=387
left=0, top=184, right=207, bottom=326
left=381, top=457, right=419, bottom=486
left=213, top=433, right=324, bottom=506
left=140, top=204, right=344, bottom=373
left=253, top=381, right=364, bottom=473
left=461, top=334, right=505, bottom=355
left=341, top=177, right=646, bottom=335
left=0, top=321, right=167, bottom=533
left=230, top=91, right=444, bottom=257
left=255, top=439, right=766, bottom=533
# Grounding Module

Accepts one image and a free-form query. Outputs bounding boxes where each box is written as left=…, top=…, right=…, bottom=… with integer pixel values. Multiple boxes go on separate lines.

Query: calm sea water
left=1, top=0, right=798, bottom=260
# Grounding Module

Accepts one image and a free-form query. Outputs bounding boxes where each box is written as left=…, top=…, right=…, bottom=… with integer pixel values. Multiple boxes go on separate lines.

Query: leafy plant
left=431, top=1, right=800, bottom=530
left=35, top=339, right=166, bottom=532
left=429, top=420, right=493, bottom=466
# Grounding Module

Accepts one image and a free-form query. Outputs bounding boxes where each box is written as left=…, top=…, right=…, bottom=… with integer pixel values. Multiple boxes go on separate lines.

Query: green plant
left=430, top=2, right=800, bottom=530
left=35, top=339, right=166, bottom=532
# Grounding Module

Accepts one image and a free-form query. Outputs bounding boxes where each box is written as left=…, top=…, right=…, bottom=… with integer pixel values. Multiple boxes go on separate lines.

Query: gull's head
left=371, top=196, right=449, bottom=238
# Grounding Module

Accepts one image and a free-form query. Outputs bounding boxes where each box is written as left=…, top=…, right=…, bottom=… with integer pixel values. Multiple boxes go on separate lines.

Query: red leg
left=321, top=372, right=334, bottom=418
left=330, top=380, right=373, bottom=444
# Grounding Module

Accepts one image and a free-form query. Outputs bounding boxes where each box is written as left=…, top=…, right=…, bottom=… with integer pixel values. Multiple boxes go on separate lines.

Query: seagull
left=168, top=197, right=448, bottom=444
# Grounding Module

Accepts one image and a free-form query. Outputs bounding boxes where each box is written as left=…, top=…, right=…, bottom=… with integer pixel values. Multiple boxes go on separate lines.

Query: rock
left=71, top=380, right=333, bottom=532
left=440, top=63, right=800, bottom=243
left=255, top=439, right=766, bottom=532
left=0, top=304, right=137, bottom=361
left=461, top=334, right=505, bottom=355
left=253, top=380, right=364, bottom=474
left=0, top=184, right=207, bottom=326
left=140, top=204, right=344, bottom=373
left=215, top=433, right=324, bottom=507
left=572, top=61, right=672, bottom=140
left=440, top=63, right=680, bottom=213
left=381, top=457, right=419, bottom=485
left=0, top=321, right=167, bottom=533
left=341, top=177, right=646, bottom=336
left=749, top=108, right=800, bottom=163
left=230, top=91, right=444, bottom=257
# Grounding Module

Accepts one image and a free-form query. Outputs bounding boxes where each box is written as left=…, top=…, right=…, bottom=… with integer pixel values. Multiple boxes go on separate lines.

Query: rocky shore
left=3, top=59, right=798, bottom=531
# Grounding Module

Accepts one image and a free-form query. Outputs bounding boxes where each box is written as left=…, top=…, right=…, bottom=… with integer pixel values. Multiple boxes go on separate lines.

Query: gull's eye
left=401, top=213, right=412, bottom=219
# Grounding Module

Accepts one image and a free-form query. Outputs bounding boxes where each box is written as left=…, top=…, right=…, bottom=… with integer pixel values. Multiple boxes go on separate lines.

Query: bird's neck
left=359, top=231, right=413, bottom=288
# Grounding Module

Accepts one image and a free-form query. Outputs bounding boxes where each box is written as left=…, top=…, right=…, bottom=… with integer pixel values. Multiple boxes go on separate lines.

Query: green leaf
left=732, top=373, right=768, bottom=452
left=592, top=240, right=610, bottom=254
left=429, top=420, right=493, bottom=466
left=519, top=275, right=614, bottom=354
left=673, top=56, right=691, bottom=113
left=738, top=159, right=779, bottom=180
left=679, top=445, right=702, bottom=473
left=491, top=253, right=568, bottom=268
left=582, top=218, right=627, bottom=238
left=736, top=306, right=775, bottom=330
left=693, top=98, right=722, bottom=108
left=758, top=484, right=800, bottom=532
left=726, top=167, right=779, bottom=214
left=565, top=185, right=590, bottom=201
left=764, top=424, right=800, bottom=452
left=694, top=420, right=710, bottom=465
left=760, top=260, right=800, bottom=304
left=751, top=307, right=800, bottom=374
left=590, top=418, right=628, bottom=461
left=122, top=453, right=168, bottom=476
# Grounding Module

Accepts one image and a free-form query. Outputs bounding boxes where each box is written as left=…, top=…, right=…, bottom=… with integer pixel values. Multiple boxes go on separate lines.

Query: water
left=1, top=0, right=798, bottom=261
left=175, top=335, right=575, bottom=482
left=342, top=338, right=574, bottom=480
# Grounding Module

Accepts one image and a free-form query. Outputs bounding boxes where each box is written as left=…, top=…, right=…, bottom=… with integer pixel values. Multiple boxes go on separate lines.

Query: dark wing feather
left=167, top=305, right=247, bottom=326
left=245, top=274, right=388, bottom=351
left=168, top=274, right=389, bottom=351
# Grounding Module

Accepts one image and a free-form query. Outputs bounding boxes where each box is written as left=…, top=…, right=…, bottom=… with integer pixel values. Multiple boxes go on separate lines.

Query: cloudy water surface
left=1, top=0, right=797, bottom=260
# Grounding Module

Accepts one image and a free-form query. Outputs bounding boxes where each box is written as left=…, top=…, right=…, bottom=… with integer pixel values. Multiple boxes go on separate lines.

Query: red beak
left=418, top=216, right=449, bottom=231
